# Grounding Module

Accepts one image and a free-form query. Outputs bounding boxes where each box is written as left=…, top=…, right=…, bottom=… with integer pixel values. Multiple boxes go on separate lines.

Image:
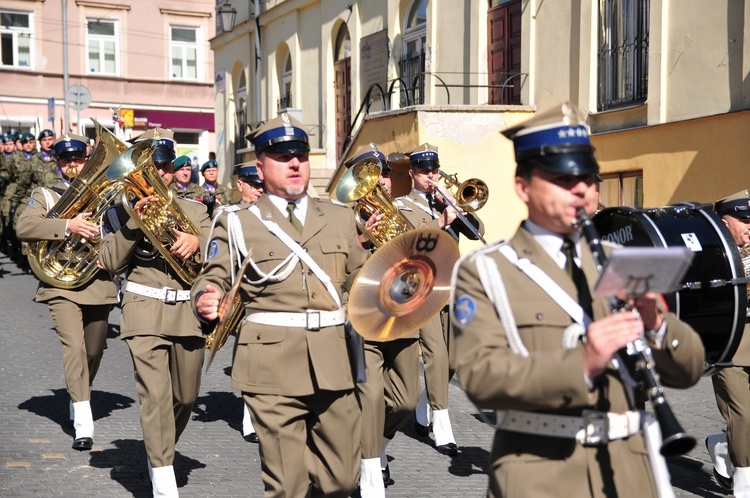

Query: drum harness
left=215, top=205, right=345, bottom=331
left=452, top=241, right=674, bottom=497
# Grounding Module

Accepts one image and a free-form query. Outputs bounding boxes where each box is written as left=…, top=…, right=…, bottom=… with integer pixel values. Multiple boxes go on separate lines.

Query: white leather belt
left=496, top=409, right=642, bottom=446
left=245, top=308, right=346, bottom=331
left=125, top=282, right=191, bottom=305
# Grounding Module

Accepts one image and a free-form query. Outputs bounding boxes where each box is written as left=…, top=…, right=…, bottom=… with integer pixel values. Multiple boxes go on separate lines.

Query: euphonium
left=436, top=170, right=489, bottom=212
left=335, top=155, right=414, bottom=248
left=27, top=121, right=128, bottom=288
left=106, top=139, right=203, bottom=285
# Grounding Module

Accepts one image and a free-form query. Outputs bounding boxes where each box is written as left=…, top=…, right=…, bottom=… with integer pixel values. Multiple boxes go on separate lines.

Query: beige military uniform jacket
left=451, top=224, right=705, bottom=498
left=16, top=181, right=118, bottom=305
left=191, top=194, right=370, bottom=396
left=99, top=198, right=211, bottom=339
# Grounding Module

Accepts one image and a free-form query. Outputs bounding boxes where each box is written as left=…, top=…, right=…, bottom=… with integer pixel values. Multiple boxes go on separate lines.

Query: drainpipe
left=253, top=0, right=262, bottom=124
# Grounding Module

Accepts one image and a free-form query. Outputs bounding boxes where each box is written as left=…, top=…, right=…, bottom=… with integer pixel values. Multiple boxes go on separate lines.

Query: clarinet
left=576, top=207, right=696, bottom=457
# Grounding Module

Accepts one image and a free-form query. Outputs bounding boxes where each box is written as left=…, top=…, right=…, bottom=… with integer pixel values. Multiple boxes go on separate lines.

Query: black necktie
left=426, top=193, right=437, bottom=219
left=287, top=201, right=303, bottom=233
left=562, top=238, right=593, bottom=317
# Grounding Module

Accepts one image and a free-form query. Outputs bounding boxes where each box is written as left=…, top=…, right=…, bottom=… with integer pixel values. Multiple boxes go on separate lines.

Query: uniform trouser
left=125, top=335, right=205, bottom=468
left=245, top=389, right=361, bottom=498
left=712, top=365, right=750, bottom=467
left=358, top=338, right=420, bottom=458
left=47, top=298, right=112, bottom=402
left=419, top=309, right=455, bottom=410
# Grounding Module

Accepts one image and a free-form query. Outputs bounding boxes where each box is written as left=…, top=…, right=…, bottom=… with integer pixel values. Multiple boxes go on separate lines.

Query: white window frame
left=403, top=0, right=427, bottom=56
left=0, top=10, right=33, bottom=69
left=170, top=25, right=201, bottom=81
left=86, top=18, right=119, bottom=76
left=280, top=54, right=292, bottom=108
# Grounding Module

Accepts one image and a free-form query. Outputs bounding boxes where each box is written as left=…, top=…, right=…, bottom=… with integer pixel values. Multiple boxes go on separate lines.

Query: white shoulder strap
left=249, top=205, right=342, bottom=308
left=470, top=245, right=529, bottom=357
left=40, top=187, right=57, bottom=214
left=498, top=245, right=592, bottom=329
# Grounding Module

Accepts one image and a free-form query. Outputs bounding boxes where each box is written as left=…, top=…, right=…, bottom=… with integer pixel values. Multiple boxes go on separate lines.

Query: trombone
left=429, top=180, right=487, bottom=245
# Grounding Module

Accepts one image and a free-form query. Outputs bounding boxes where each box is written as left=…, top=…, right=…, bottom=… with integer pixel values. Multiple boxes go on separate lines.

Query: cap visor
left=525, top=152, right=599, bottom=176
left=262, top=141, right=310, bottom=154
left=152, top=149, right=176, bottom=163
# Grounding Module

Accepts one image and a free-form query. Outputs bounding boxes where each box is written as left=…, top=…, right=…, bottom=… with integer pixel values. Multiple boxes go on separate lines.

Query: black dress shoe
left=705, top=436, right=733, bottom=491
left=436, top=442, right=458, bottom=456
left=243, top=432, right=259, bottom=443
left=72, top=437, right=93, bottom=451
left=382, top=464, right=394, bottom=487
left=414, top=419, right=431, bottom=437
left=713, top=468, right=734, bottom=491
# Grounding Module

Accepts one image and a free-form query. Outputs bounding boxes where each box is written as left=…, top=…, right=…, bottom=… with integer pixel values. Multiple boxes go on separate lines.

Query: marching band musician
left=99, top=128, right=211, bottom=497
left=192, top=113, right=370, bottom=498
left=395, top=143, right=485, bottom=456
left=350, top=144, right=421, bottom=496
left=16, top=134, right=118, bottom=451
left=706, top=189, right=750, bottom=496
left=450, top=102, right=705, bottom=497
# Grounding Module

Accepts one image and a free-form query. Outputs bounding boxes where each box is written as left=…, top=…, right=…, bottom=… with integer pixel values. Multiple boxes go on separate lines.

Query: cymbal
left=348, top=228, right=460, bottom=341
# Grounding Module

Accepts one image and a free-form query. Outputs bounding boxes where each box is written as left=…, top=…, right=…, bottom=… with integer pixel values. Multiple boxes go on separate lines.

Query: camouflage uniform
left=171, top=182, right=204, bottom=201
left=33, top=150, right=60, bottom=189
left=202, top=182, right=234, bottom=207
left=12, top=149, right=43, bottom=227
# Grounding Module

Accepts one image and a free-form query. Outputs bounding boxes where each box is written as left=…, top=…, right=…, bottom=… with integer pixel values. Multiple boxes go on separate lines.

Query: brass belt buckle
left=581, top=410, right=608, bottom=446
left=164, top=287, right=178, bottom=305
left=306, top=310, right=321, bottom=331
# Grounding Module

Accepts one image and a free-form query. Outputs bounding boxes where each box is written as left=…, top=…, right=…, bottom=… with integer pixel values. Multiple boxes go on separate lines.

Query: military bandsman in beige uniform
left=16, top=134, right=118, bottom=451
left=451, top=103, right=705, bottom=498
left=193, top=113, right=370, bottom=498
left=99, top=129, right=211, bottom=497
left=396, top=144, right=484, bottom=457
left=706, top=190, right=750, bottom=495
left=348, top=144, right=421, bottom=496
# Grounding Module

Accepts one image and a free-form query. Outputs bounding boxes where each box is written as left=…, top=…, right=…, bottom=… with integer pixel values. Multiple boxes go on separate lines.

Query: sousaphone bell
left=348, top=228, right=460, bottom=341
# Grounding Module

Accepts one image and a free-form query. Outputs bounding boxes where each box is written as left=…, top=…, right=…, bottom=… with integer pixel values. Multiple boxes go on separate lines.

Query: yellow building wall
left=592, top=109, right=750, bottom=207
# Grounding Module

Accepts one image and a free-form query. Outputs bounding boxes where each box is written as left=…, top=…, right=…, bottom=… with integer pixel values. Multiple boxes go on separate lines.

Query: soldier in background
left=37, top=129, right=56, bottom=163
left=171, top=155, right=204, bottom=201
left=8, top=132, right=40, bottom=264
left=200, top=160, right=232, bottom=213
left=0, top=134, right=15, bottom=253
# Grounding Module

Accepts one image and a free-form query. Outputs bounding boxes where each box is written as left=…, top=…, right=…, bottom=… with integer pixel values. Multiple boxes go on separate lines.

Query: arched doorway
left=333, top=24, right=351, bottom=160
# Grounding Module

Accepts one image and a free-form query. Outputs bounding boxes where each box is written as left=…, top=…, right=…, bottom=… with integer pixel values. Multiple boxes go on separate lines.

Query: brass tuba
left=27, top=121, right=128, bottom=288
left=436, top=170, right=488, bottom=212
left=106, top=139, right=203, bottom=285
left=335, top=154, right=415, bottom=248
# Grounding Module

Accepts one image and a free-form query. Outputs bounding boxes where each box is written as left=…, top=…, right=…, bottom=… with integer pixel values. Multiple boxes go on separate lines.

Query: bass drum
left=593, top=202, right=746, bottom=373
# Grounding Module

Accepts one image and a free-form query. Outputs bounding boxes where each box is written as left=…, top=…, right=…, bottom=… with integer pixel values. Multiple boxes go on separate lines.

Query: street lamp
left=218, top=3, right=237, bottom=33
